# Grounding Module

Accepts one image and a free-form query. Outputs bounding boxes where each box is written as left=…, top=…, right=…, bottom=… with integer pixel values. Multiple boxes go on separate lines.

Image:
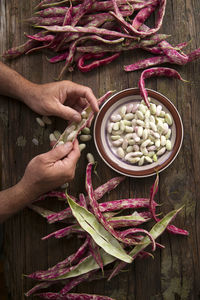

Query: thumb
left=45, top=142, right=73, bottom=162
left=55, top=103, right=82, bottom=123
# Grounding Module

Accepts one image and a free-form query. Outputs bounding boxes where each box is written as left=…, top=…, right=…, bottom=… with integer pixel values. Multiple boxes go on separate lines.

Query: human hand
left=24, top=80, right=99, bottom=123
left=19, top=140, right=80, bottom=202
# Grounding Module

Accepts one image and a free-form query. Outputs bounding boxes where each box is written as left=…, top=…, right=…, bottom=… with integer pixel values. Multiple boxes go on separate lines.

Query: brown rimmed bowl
left=94, top=88, right=183, bottom=178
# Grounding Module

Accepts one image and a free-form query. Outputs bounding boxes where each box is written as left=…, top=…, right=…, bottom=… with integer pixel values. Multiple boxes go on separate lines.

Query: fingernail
left=73, top=114, right=81, bottom=123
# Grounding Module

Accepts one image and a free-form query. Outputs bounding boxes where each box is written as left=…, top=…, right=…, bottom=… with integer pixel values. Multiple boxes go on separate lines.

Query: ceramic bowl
left=94, top=88, right=183, bottom=178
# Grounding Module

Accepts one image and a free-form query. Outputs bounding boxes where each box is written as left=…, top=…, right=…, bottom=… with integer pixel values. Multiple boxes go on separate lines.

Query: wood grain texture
left=0, top=0, right=200, bottom=299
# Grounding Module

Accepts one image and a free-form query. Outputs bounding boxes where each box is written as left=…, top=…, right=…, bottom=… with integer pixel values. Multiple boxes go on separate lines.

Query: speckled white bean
left=165, top=113, right=173, bottom=125
left=132, top=103, right=139, bottom=113
left=67, top=130, right=77, bottom=141
left=138, top=156, right=145, bottom=166
left=141, top=139, right=151, bottom=148
left=123, top=120, right=132, bottom=126
left=132, top=133, right=140, bottom=142
left=136, top=120, right=145, bottom=127
left=79, top=134, right=92, bottom=142
left=112, top=138, right=123, bottom=146
left=122, top=139, right=128, bottom=150
left=49, top=133, right=57, bottom=142
left=120, top=105, right=127, bottom=117
left=125, top=126, right=134, bottom=133
left=147, top=145, right=156, bottom=151
left=132, top=144, right=140, bottom=151
left=156, top=105, right=162, bottom=116
left=145, top=109, right=151, bottom=119
left=111, top=114, right=121, bottom=122
left=159, top=110, right=166, bottom=117
left=153, top=154, right=158, bottom=162
left=125, top=153, right=140, bottom=164
left=150, top=122, right=157, bottom=132
left=126, top=103, right=133, bottom=113
left=81, top=110, right=88, bottom=118
left=166, top=140, right=172, bottom=151
left=141, top=147, right=148, bottom=156
left=162, top=123, right=169, bottom=135
left=126, top=145, right=134, bottom=153
left=149, top=115, right=155, bottom=123
left=125, top=133, right=134, bottom=140
left=125, top=113, right=134, bottom=120
left=144, top=120, right=150, bottom=129
left=165, top=128, right=171, bottom=139
left=155, top=139, right=161, bottom=148
left=139, top=104, right=147, bottom=114
left=145, top=156, right=153, bottom=163
left=157, top=121, right=164, bottom=134
left=54, top=130, right=61, bottom=140
left=150, top=131, right=160, bottom=139
left=150, top=103, right=156, bottom=114
left=157, top=147, right=166, bottom=156
left=82, top=127, right=90, bottom=135
left=32, top=138, right=39, bottom=146
left=120, top=120, right=125, bottom=131
left=111, top=135, right=121, bottom=140
left=137, top=126, right=143, bottom=137
left=87, top=153, right=95, bottom=164
left=117, top=147, right=125, bottom=158
left=112, top=130, right=124, bottom=135
left=107, top=122, right=114, bottom=133
left=148, top=151, right=155, bottom=157
left=142, top=128, right=149, bottom=140
left=136, top=110, right=144, bottom=120
left=113, top=122, right=120, bottom=131
left=160, top=135, right=166, bottom=146
left=66, top=125, right=77, bottom=135
left=36, top=117, right=45, bottom=127
left=128, top=139, right=135, bottom=146
left=79, top=143, right=86, bottom=152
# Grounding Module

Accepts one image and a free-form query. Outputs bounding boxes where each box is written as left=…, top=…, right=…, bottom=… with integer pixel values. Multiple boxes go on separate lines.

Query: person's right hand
left=19, top=140, right=80, bottom=202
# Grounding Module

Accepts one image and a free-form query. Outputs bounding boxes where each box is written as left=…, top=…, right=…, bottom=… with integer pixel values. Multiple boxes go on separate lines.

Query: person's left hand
left=24, top=80, right=99, bottom=123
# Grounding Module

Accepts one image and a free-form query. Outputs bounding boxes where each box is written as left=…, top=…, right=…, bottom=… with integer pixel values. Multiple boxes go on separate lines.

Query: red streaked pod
left=86, top=163, right=140, bottom=246
left=131, top=0, right=158, bottom=29
left=187, top=47, right=200, bottom=62
left=46, top=175, right=124, bottom=224
left=25, top=282, right=52, bottom=297
left=36, top=292, right=116, bottom=299
left=88, top=237, right=104, bottom=272
left=46, top=52, right=69, bottom=63
left=119, top=228, right=156, bottom=251
left=41, top=225, right=83, bottom=240
left=78, top=52, right=121, bottom=72
left=36, top=24, right=138, bottom=40
left=124, top=55, right=170, bottom=72
left=99, top=198, right=157, bottom=212
left=110, top=0, right=167, bottom=37
left=59, top=270, right=96, bottom=295
left=139, top=67, right=187, bottom=108
left=159, top=40, right=188, bottom=65
left=26, top=16, right=65, bottom=26
left=149, top=175, right=189, bottom=236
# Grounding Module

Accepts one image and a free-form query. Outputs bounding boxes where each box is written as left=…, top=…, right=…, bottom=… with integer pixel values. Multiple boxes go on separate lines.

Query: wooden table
left=0, top=1, right=200, bottom=299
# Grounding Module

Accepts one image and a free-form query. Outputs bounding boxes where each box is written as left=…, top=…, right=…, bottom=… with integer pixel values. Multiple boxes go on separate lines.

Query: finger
left=63, top=139, right=80, bottom=165
left=68, top=83, right=99, bottom=113
left=54, top=103, right=82, bottom=122
left=45, top=142, right=73, bottom=162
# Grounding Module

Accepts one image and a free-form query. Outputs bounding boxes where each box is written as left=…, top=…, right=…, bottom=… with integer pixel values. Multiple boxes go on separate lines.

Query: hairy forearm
left=0, top=61, right=36, bottom=103
left=0, top=182, right=35, bottom=223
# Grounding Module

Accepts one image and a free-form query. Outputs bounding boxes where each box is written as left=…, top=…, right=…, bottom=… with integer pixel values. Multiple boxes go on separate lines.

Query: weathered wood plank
left=0, top=0, right=200, bottom=299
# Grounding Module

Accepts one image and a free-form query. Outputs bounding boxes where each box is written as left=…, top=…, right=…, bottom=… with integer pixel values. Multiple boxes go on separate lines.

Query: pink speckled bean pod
left=139, top=67, right=187, bottom=108
left=78, top=52, right=120, bottom=72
